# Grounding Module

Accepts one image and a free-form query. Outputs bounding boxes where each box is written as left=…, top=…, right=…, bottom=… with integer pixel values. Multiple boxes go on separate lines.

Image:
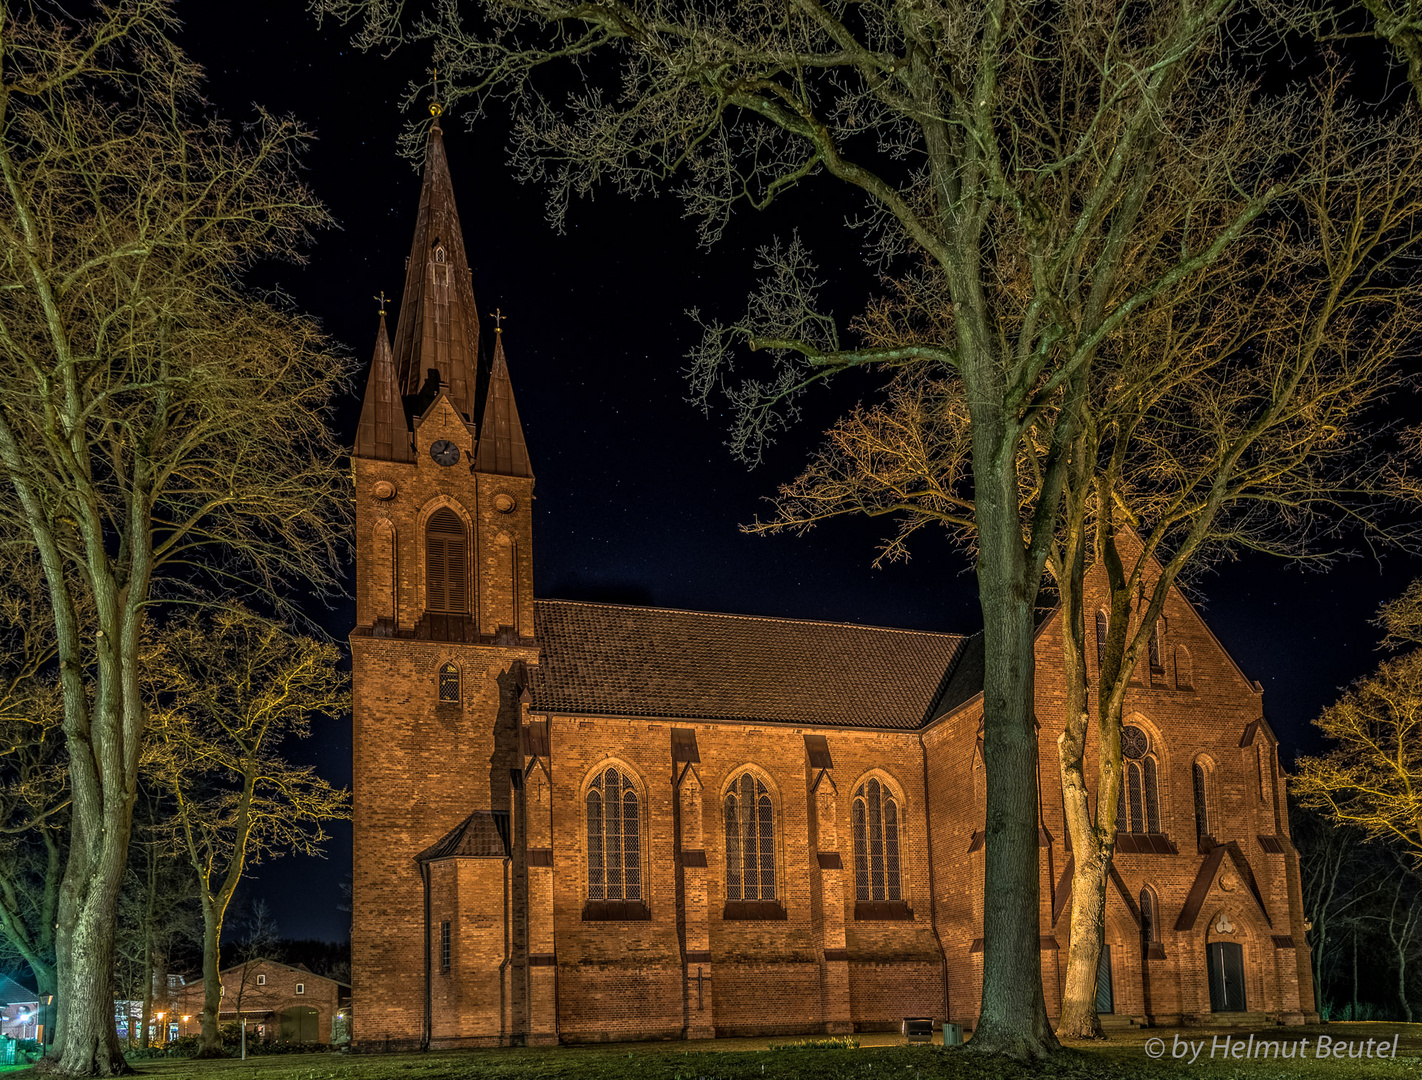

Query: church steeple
left=475, top=331, right=533, bottom=478
left=389, top=122, right=480, bottom=424
left=353, top=310, right=411, bottom=461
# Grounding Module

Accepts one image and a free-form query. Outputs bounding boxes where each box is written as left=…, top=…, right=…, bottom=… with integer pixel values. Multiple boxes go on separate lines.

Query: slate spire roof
left=475, top=331, right=533, bottom=478
left=389, top=121, right=481, bottom=425
left=353, top=311, right=412, bottom=462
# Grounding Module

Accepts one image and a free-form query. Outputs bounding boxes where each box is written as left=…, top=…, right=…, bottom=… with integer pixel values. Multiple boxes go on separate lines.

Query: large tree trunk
left=43, top=566, right=149, bottom=1076
left=198, top=899, right=225, bottom=1056
left=967, top=429, right=1059, bottom=1059
left=50, top=809, right=132, bottom=1077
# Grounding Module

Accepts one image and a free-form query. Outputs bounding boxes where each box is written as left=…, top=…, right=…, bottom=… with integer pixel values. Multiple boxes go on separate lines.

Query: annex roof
left=416, top=809, right=512, bottom=861
left=528, top=599, right=967, bottom=729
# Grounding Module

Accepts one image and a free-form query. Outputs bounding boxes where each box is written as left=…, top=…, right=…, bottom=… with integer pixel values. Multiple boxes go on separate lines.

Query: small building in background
left=169, top=959, right=349, bottom=1044
left=0, top=975, right=42, bottom=1042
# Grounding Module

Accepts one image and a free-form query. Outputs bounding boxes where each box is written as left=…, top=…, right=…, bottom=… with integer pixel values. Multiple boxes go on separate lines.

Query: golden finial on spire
left=375, top=290, right=388, bottom=316
left=429, top=66, right=443, bottom=118
left=494, top=307, right=505, bottom=334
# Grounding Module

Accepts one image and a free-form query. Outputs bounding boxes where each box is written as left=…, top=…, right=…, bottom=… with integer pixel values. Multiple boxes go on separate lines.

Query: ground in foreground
left=16, top=1023, right=1422, bottom=1080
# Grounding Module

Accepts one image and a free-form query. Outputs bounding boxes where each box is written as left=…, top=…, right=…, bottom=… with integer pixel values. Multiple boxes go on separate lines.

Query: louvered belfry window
left=425, top=508, right=467, bottom=613
left=586, top=767, right=641, bottom=902
left=852, top=777, right=902, bottom=902
left=724, top=773, right=775, bottom=901
left=1116, top=724, right=1161, bottom=834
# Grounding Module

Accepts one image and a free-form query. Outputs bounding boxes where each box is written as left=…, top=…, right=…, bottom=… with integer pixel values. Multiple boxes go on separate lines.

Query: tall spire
left=475, top=331, right=533, bottom=478
left=389, top=122, right=480, bottom=423
left=354, top=311, right=411, bottom=461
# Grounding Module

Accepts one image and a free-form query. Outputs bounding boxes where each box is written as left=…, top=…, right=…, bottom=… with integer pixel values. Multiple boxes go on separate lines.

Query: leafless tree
left=1295, top=581, right=1422, bottom=859
left=741, top=87, right=1422, bottom=1036
left=318, top=0, right=1336, bottom=1052
left=1043, top=103, right=1422, bottom=1036
left=0, top=4, right=351, bottom=1073
left=147, top=608, right=349, bottom=1057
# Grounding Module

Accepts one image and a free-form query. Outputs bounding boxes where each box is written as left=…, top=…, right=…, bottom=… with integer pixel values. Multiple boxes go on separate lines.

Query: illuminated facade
left=348, top=126, right=1316, bottom=1048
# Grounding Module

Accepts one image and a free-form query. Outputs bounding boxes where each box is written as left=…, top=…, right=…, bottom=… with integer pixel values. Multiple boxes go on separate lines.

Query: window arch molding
left=580, top=758, right=650, bottom=915
left=369, top=517, right=397, bottom=623
left=1174, top=644, right=1194, bottom=691
left=845, top=769, right=910, bottom=910
left=1116, top=714, right=1169, bottom=836
left=416, top=497, right=474, bottom=616
left=719, top=764, right=784, bottom=908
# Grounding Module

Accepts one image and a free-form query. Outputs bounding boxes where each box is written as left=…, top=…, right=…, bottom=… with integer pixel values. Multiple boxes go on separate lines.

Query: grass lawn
left=12, top=1023, right=1422, bottom=1080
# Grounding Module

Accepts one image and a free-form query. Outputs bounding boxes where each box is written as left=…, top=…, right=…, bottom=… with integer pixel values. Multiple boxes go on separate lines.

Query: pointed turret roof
left=390, top=122, right=480, bottom=424
left=353, top=312, right=412, bottom=461
left=476, top=332, right=533, bottom=478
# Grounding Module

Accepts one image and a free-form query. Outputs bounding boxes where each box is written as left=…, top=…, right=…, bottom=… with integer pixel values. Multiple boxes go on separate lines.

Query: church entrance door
left=1095, top=944, right=1114, bottom=1015
left=1206, top=941, right=1247, bottom=1012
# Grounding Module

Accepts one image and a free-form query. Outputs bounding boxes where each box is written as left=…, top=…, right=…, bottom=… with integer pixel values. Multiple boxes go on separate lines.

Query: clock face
left=429, top=439, right=461, bottom=467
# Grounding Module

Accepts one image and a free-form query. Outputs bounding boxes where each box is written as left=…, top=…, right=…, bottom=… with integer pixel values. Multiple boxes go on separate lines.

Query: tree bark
left=967, top=416, right=1059, bottom=1058
left=198, top=898, right=225, bottom=1056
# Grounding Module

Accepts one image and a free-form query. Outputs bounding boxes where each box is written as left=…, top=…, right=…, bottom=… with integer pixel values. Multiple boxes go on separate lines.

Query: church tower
left=349, top=121, right=542, bottom=1049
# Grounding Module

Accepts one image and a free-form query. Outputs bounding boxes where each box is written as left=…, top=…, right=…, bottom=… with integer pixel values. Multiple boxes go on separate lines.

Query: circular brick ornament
left=494, top=493, right=516, bottom=513
left=373, top=480, right=397, bottom=500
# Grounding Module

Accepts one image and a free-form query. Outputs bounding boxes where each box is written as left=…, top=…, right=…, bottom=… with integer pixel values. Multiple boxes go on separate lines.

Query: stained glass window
left=586, top=767, right=640, bottom=901
left=438, top=662, right=459, bottom=703
left=724, top=773, right=775, bottom=900
left=853, top=778, right=903, bottom=901
left=1118, top=725, right=1161, bottom=835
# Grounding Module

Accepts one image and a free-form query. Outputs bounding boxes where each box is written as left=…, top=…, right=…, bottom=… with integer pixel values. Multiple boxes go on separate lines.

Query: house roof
left=528, top=599, right=967, bottom=729
left=215, top=958, right=350, bottom=989
left=0, top=975, right=38, bottom=1006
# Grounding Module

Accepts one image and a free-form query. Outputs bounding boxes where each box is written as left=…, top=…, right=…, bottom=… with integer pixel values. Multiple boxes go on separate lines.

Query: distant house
left=0, top=975, right=42, bottom=1041
left=169, top=959, right=349, bottom=1044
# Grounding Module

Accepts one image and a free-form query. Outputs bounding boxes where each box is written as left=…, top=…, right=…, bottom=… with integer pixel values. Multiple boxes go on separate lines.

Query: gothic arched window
left=852, top=778, right=902, bottom=902
left=1116, top=724, right=1161, bottom=834
left=425, top=508, right=468, bottom=613
left=1193, top=758, right=1215, bottom=847
left=724, top=772, right=776, bottom=901
left=586, top=767, right=641, bottom=902
left=438, top=662, right=460, bottom=703
left=1140, top=886, right=1160, bottom=953
left=1096, top=610, right=1110, bottom=668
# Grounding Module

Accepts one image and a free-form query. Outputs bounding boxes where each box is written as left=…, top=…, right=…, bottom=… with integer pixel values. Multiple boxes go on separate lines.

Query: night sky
left=175, top=2, right=1422, bottom=942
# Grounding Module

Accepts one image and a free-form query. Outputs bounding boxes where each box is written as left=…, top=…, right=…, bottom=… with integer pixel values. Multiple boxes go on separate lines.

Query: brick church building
left=348, top=124, right=1317, bottom=1049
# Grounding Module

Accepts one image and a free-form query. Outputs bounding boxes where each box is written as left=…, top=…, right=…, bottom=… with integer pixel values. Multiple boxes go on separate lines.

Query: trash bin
left=903, top=1017, right=934, bottom=1043
left=943, top=1023, right=964, bottom=1046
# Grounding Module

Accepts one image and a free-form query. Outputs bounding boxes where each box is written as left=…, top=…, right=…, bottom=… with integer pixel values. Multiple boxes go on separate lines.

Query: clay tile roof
left=416, top=809, right=511, bottom=862
left=529, top=600, right=966, bottom=729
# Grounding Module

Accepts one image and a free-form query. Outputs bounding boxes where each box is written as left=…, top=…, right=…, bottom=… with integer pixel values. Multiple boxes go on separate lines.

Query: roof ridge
left=533, top=596, right=966, bottom=639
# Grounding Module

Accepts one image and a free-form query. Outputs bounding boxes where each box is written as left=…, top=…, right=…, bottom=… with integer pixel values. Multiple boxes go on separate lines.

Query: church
left=348, top=123, right=1318, bottom=1049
